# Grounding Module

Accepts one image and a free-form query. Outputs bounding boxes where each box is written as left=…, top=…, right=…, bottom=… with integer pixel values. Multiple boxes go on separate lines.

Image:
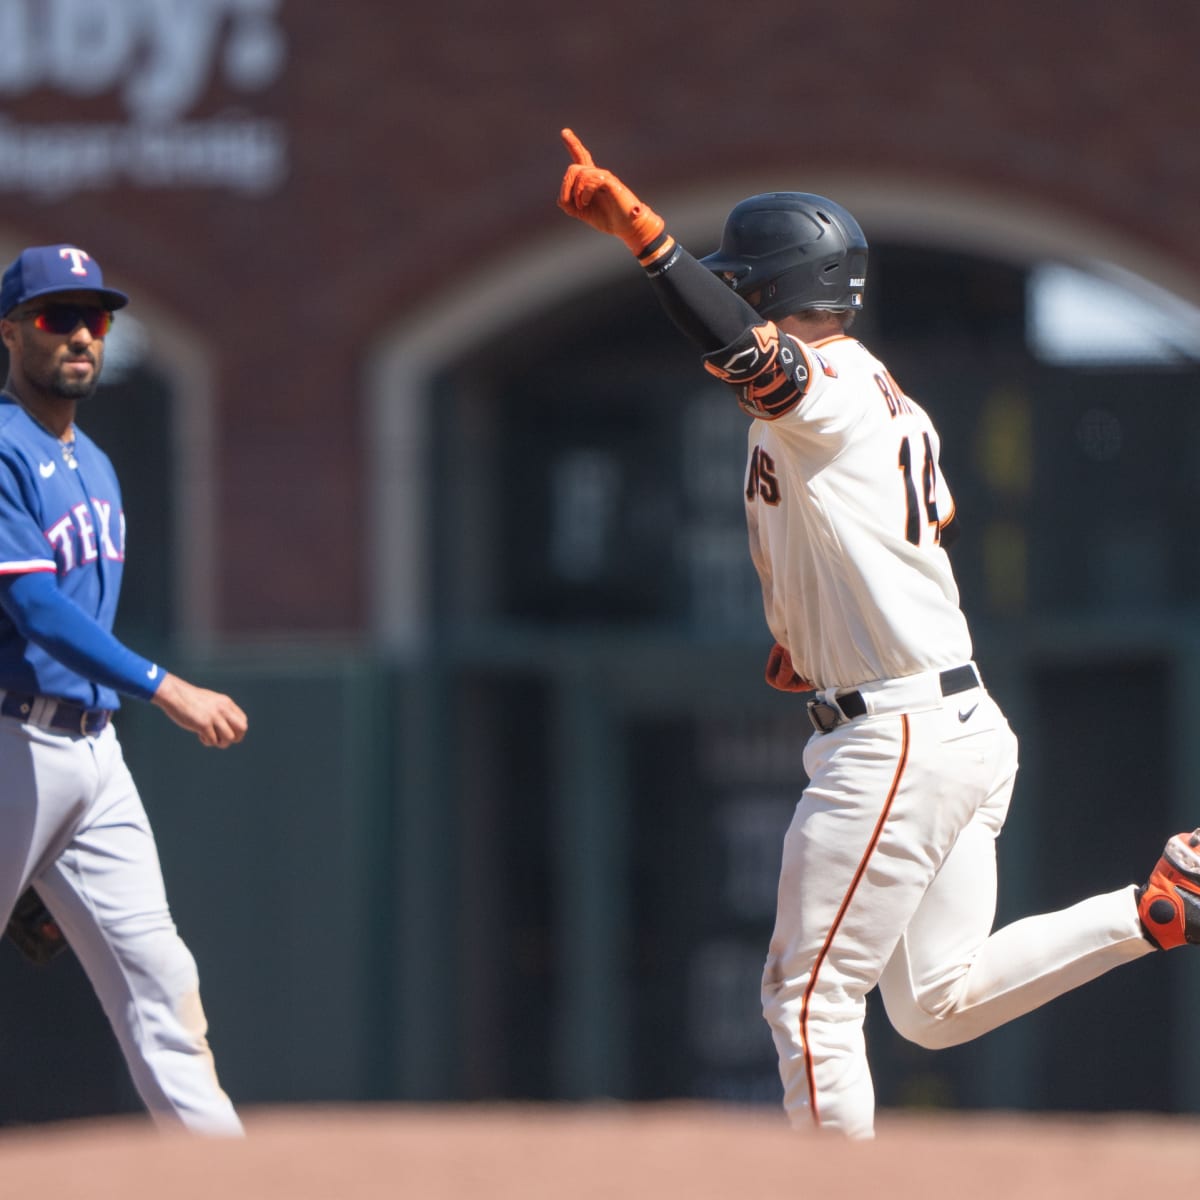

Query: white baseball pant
left=761, top=666, right=1153, bottom=1138
left=0, top=715, right=241, bottom=1135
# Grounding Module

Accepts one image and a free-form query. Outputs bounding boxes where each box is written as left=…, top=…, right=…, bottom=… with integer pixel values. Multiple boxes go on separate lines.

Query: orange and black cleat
left=1137, top=830, right=1200, bottom=949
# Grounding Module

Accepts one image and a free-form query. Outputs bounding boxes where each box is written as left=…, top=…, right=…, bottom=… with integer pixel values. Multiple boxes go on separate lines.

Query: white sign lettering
left=0, top=0, right=288, bottom=197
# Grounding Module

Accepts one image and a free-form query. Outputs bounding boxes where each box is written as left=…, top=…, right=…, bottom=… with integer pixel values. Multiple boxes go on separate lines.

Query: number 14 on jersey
left=744, top=430, right=949, bottom=549
left=899, top=431, right=942, bottom=547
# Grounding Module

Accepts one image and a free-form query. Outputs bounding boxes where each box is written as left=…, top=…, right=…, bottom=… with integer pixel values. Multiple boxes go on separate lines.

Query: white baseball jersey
left=703, top=319, right=1152, bottom=1140
left=718, top=330, right=972, bottom=689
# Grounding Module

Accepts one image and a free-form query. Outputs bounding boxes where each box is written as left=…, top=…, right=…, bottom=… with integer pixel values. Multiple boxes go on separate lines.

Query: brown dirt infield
left=0, top=1103, right=1187, bottom=1199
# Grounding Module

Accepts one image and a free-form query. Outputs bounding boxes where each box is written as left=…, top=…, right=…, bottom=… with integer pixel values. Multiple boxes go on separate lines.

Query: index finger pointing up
left=560, top=128, right=594, bottom=167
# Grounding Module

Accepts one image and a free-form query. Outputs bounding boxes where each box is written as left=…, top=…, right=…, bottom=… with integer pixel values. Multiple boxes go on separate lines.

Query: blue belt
left=0, top=691, right=112, bottom=736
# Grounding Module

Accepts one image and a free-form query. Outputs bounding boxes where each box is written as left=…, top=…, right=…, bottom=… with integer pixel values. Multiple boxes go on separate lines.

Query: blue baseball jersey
left=0, top=396, right=129, bottom=707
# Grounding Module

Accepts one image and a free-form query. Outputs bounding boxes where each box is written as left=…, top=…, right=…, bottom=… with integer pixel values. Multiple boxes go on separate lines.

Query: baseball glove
left=5, top=888, right=68, bottom=965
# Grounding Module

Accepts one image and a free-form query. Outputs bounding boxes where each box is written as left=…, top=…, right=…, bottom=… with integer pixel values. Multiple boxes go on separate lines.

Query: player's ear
left=0, top=316, right=17, bottom=353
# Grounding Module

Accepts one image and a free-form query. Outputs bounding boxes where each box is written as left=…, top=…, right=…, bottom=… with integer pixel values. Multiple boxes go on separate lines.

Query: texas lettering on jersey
left=0, top=403, right=125, bottom=575
left=45, top=496, right=126, bottom=572
left=0, top=399, right=130, bottom=705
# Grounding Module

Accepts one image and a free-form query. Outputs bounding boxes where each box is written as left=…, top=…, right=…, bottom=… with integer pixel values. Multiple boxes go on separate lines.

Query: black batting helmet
left=699, top=193, right=868, bottom=320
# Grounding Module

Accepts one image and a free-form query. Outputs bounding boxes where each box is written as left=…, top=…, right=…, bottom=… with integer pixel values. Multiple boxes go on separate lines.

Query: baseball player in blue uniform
left=557, top=130, right=1200, bottom=1137
left=0, top=244, right=246, bottom=1134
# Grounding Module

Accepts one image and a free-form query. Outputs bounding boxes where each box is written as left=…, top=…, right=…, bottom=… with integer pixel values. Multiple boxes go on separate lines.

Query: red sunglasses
left=24, top=304, right=114, bottom=338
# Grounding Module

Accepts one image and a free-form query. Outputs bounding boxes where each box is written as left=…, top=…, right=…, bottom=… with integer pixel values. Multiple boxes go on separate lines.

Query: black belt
left=807, top=664, right=981, bottom=733
left=0, top=692, right=112, bottom=736
left=836, top=664, right=980, bottom=720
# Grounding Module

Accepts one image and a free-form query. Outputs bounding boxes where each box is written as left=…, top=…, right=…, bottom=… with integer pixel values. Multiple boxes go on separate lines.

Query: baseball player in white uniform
left=557, top=129, right=1200, bottom=1138
left=0, top=244, right=246, bottom=1133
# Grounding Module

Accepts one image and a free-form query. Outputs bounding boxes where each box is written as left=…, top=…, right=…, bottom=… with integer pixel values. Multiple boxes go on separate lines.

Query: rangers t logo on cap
left=0, top=244, right=129, bottom=316
left=58, top=248, right=93, bottom=277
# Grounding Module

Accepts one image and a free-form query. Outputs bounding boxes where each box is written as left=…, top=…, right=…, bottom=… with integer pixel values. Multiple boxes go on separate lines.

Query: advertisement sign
left=0, top=0, right=288, bottom=197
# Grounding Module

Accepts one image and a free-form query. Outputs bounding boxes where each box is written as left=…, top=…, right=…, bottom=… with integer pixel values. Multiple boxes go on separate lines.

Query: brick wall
left=1, top=0, right=1197, bottom=632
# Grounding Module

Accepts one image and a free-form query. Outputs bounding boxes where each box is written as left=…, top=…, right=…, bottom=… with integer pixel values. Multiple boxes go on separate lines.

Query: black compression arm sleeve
left=639, top=233, right=763, bottom=353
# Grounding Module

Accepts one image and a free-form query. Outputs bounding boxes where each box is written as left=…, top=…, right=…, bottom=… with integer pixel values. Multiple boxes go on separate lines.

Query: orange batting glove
left=558, top=128, right=666, bottom=257
left=765, top=642, right=814, bottom=693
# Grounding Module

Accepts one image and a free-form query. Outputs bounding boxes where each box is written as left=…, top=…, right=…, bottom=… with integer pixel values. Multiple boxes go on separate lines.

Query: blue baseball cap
left=0, top=244, right=129, bottom=317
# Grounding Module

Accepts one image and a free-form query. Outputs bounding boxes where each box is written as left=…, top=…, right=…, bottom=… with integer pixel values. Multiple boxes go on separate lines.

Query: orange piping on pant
left=798, top=714, right=910, bottom=1127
